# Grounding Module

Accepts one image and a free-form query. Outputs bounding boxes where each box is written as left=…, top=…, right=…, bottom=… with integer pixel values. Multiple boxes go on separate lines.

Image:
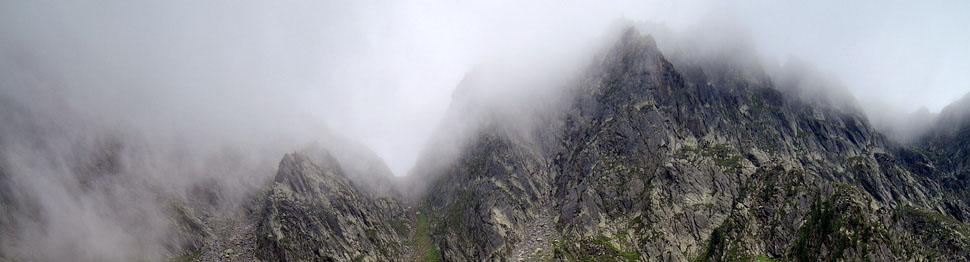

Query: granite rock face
left=253, top=152, right=412, bottom=262
left=919, top=93, right=970, bottom=214
left=413, top=28, right=970, bottom=261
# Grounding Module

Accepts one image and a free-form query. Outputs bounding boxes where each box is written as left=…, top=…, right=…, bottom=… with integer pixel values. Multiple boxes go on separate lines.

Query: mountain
left=2, top=26, right=969, bottom=262
left=252, top=152, right=411, bottom=261
left=156, top=147, right=414, bottom=262
left=410, top=27, right=970, bottom=261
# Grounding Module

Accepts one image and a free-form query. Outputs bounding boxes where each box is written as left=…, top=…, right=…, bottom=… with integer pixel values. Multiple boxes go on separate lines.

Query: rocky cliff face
left=253, top=152, right=412, bottom=261
left=422, top=126, right=558, bottom=261
left=412, top=28, right=970, bottom=261
left=154, top=148, right=413, bottom=262
left=917, top=93, right=970, bottom=221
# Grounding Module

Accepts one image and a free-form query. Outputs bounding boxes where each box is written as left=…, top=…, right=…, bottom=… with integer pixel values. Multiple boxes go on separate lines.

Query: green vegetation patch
left=412, top=213, right=442, bottom=262
left=553, top=235, right=640, bottom=262
left=897, top=205, right=970, bottom=238
left=706, top=144, right=744, bottom=171
left=696, top=221, right=778, bottom=262
left=679, top=143, right=744, bottom=171
left=169, top=249, right=201, bottom=262
left=791, top=190, right=884, bottom=262
left=695, top=222, right=759, bottom=262
left=390, top=219, right=409, bottom=235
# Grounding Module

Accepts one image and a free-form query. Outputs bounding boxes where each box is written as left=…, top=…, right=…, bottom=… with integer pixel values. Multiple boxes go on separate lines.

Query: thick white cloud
left=1, top=1, right=967, bottom=175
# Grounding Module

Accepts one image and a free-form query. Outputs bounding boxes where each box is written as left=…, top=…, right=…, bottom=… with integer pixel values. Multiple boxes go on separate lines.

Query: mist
left=1, top=0, right=968, bottom=261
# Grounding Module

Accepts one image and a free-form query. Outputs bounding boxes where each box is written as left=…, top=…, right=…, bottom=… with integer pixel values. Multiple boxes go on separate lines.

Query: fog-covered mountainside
left=411, top=27, right=970, bottom=261
left=2, top=27, right=969, bottom=262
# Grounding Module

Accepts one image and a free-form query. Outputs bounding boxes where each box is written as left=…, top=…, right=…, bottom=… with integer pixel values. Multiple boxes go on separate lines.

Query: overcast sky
left=2, top=0, right=968, bottom=176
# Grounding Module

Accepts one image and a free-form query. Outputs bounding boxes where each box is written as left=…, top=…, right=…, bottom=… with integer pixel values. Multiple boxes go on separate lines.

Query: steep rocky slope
left=252, top=152, right=412, bottom=261
left=413, top=28, right=970, bottom=261
left=169, top=149, right=415, bottom=262
left=918, top=93, right=970, bottom=220
left=422, top=126, right=558, bottom=260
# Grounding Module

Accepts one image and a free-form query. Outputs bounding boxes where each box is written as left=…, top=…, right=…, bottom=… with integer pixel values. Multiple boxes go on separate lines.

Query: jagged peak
left=928, top=91, right=970, bottom=137
left=274, top=151, right=344, bottom=183
left=618, top=26, right=658, bottom=51
left=603, top=26, right=663, bottom=64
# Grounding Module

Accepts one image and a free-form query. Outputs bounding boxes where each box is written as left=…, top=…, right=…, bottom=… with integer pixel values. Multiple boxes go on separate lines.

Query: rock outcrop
left=253, top=152, right=412, bottom=261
